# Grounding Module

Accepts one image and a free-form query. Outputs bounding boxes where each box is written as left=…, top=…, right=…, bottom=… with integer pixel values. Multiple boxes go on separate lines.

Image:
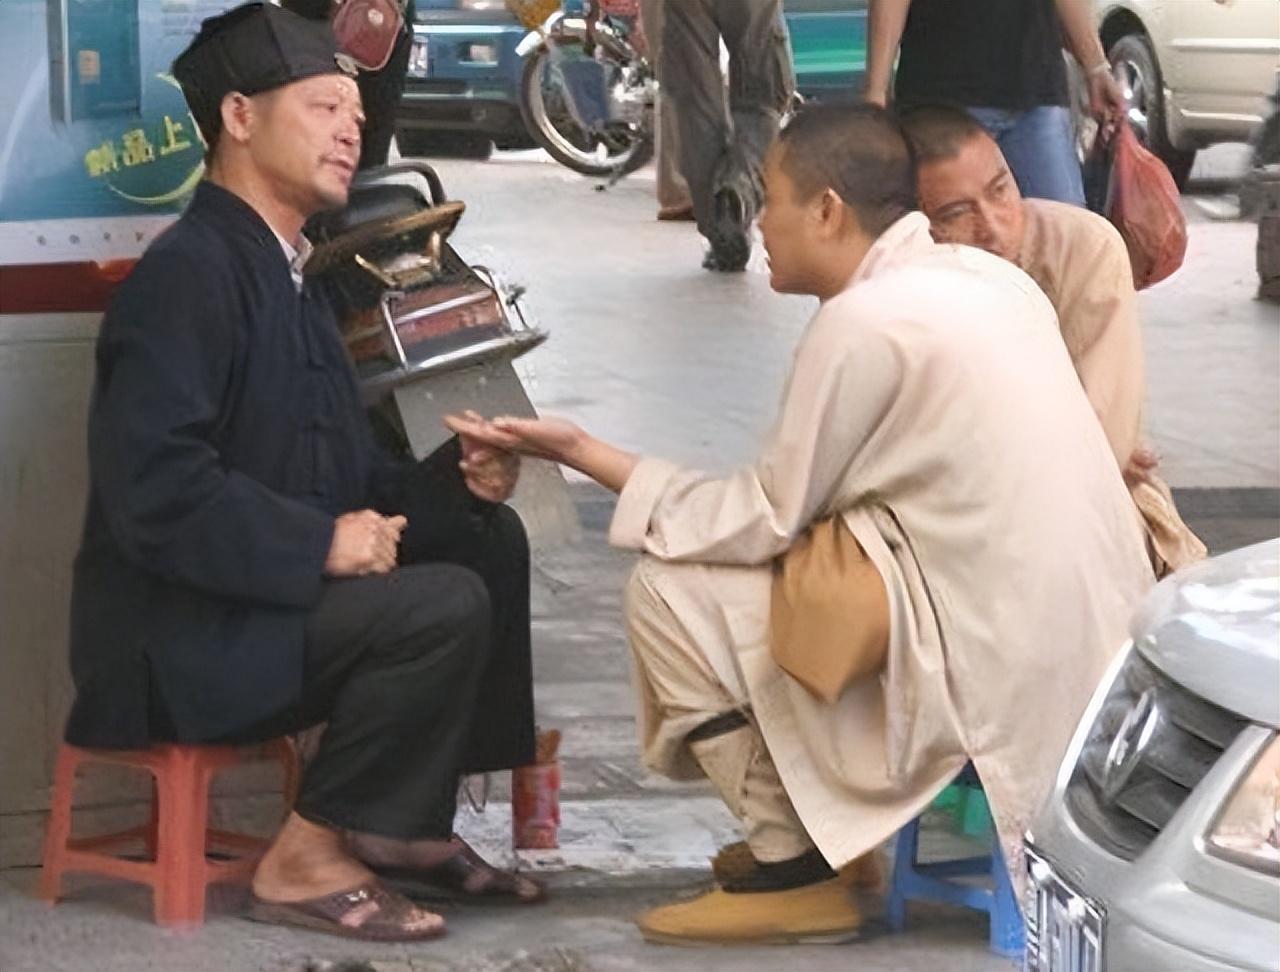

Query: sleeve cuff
left=293, top=506, right=339, bottom=607
left=608, top=456, right=681, bottom=550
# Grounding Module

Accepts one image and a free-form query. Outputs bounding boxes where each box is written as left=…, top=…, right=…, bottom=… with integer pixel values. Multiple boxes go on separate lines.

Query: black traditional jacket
left=67, top=181, right=402, bottom=747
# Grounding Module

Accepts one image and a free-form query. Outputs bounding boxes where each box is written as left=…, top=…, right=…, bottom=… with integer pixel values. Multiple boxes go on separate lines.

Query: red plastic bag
left=1104, top=124, right=1188, bottom=290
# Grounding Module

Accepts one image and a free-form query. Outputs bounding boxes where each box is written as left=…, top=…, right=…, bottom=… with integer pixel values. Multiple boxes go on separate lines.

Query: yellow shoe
left=636, top=879, right=863, bottom=946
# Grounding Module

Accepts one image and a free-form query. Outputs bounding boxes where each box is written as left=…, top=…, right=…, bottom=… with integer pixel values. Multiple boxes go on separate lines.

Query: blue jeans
left=967, top=105, right=1085, bottom=207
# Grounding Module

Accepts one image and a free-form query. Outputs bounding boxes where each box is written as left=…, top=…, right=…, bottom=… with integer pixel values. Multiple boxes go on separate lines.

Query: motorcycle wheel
left=519, top=38, right=653, bottom=178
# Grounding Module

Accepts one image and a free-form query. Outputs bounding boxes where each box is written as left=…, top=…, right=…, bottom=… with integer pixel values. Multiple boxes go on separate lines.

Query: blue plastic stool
left=885, top=783, right=1026, bottom=958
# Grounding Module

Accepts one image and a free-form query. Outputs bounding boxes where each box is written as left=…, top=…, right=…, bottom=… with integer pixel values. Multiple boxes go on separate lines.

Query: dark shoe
left=703, top=187, right=751, bottom=273
left=712, top=840, right=884, bottom=892
left=716, top=846, right=836, bottom=894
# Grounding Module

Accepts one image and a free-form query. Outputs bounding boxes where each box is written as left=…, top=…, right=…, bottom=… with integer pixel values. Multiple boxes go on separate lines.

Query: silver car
left=1025, top=539, right=1280, bottom=972
left=1087, top=0, right=1280, bottom=186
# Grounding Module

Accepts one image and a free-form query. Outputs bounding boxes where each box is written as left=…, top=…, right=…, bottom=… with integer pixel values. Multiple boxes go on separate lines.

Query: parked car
left=396, top=0, right=867, bottom=159
left=396, top=0, right=532, bottom=158
left=1024, top=539, right=1280, bottom=972
left=1079, top=0, right=1280, bottom=186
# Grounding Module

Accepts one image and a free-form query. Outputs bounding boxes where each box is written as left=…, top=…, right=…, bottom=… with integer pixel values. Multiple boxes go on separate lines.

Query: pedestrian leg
left=641, top=0, right=693, bottom=218
left=625, top=558, right=861, bottom=945
left=376, top=442, right=538, bottom=773
left=714, top=0, right=793, bottom=212
left=295, top=564, right=493, bottom=839
left=624, top=558, right=812, bottom=863
left=991, top=105, right=1086, bottom=205
left=246, top=565, right=492, bottom=938
left=661, top=0, right=731, bottom=241
left=421, top=503, right=538, bottom=775
left=357, top=24, right=414, bottom=170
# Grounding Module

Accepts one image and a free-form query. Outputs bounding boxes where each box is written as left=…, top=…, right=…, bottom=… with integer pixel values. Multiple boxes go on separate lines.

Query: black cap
left=173, top=2, right=356, bottom=146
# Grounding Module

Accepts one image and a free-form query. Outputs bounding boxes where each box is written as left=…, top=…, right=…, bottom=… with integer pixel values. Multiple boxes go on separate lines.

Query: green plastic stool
left=929, top=782, right=994, bottom=837
left=961, top=788, right=993, bottom=838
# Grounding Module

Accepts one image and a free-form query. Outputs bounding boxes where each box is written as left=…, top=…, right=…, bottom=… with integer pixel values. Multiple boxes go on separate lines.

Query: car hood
left=1133, top=539, right=1280, bottom=728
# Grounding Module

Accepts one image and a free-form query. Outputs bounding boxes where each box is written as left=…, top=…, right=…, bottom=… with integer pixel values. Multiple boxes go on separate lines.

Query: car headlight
left=408, top=39, right=430, bottom=77
left=1207, top=734, right=1280, bottom=876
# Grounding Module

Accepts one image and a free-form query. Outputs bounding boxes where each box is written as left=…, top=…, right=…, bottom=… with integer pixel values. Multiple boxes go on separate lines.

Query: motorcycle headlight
left=1207, top=734, right=1280, bottom=876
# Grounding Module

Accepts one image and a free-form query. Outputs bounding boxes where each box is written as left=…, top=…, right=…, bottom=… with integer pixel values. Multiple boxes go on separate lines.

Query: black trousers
left=293, top=563, right=492, bottom=838
left=357, top=14, right=414, bottom=170
left=151, top=450, right=536, bottom=840
left=296, top=499, right=534, bottom=839
left=661, top=0, right=794, bottom=237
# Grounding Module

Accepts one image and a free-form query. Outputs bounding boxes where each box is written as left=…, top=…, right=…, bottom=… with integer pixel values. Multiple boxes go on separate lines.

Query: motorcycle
left=509, top=0, right=655, bottom=178
left=304, top=160, right=546, bottom=453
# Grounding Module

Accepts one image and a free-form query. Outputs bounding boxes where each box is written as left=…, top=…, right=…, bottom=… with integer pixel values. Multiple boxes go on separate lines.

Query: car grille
left=1064, top=646, right=1248, bottom=861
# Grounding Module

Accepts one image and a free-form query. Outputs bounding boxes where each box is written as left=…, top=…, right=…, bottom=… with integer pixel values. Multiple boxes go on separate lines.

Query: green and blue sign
left=0, top=0, right=230, bottom=223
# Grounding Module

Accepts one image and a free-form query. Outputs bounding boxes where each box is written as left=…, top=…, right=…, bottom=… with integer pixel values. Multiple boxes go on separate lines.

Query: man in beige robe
left=901, top=103, right=1206, bottom=576
left=448, top=105, right=1154, bottom=945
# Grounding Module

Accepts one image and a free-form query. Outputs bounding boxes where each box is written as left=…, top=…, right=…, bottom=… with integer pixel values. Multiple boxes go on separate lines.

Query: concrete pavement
left=2, top=145, right=1276, bottom=972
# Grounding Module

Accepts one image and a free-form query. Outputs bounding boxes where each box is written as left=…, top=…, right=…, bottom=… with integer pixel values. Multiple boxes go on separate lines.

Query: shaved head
left=775, top=103, right=917, bottom=237
left=898, top=104, right=991, bottom=166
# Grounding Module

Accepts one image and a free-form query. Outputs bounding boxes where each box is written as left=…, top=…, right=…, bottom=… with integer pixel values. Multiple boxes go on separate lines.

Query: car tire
left=397, top=130, right=494, bottom=161
left=1108, top=32, right=1196, bottom=188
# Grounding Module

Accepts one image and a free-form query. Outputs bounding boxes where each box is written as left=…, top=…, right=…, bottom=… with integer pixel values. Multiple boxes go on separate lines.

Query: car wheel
left=397, top=130, right=494, bottom=161
left=1108, top=32, right=1196, bottom=188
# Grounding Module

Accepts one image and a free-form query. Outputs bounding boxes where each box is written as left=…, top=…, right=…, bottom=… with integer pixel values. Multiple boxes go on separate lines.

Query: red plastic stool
left=39, top=740, right=298, bottom=927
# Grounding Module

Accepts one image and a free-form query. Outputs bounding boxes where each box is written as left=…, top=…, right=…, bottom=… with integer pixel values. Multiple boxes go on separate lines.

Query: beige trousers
left=624, top=556, right=812, bottom=862
left=639, top=0, right=693, bottom=212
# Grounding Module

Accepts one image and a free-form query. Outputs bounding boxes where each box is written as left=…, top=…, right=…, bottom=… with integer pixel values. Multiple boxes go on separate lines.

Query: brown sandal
left=248, top=880, right=446, bottom=942
left=376, top=836, right=546, bottom=905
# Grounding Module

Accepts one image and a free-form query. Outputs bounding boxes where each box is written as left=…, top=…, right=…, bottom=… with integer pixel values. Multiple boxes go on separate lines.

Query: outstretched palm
left=445, top=413, right=584, bottom=465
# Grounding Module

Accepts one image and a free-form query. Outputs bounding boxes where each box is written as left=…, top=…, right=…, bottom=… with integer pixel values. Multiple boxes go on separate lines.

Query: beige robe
left=610, top=214, right=1155, bottom=891
left=1018, top=198, right=1144, bottom=467
left=1018, top=199, right=1206, bottom=573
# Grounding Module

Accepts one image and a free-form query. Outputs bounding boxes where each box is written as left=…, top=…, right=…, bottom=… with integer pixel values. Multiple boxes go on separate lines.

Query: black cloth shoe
left=702, top=187, right=751, bottom=273
left=718, top=846, right=836, bottom=894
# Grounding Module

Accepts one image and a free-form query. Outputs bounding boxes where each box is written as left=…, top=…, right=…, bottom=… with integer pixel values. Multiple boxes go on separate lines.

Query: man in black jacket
left=67, top=3, right=540, bottom=940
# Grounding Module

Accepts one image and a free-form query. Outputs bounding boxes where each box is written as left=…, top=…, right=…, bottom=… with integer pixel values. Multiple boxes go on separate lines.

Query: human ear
left=219, top=92, right=255, bottom=144
left=816, top=188, right=847, bottom=240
